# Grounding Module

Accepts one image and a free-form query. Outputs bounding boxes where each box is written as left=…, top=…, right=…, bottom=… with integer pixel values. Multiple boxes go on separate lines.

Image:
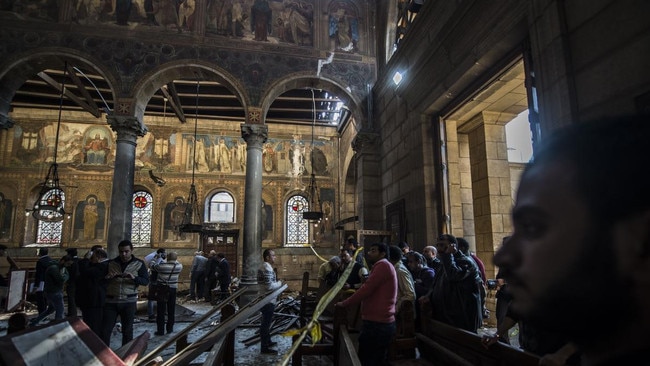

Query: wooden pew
left=417, top=302, right=540, bottom=366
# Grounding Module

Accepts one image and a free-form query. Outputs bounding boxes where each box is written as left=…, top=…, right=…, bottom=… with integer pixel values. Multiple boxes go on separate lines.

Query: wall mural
left=73, top=194, right=106, bottom=242
left=5, top=0, right=362, bottom=52
left=10, top=123, right=336, bottom=177
left=164, top=196, right=189, bottom=242
left=11, top=123, right=114, bottom=170
left=179, top=133, right=335, bottom=177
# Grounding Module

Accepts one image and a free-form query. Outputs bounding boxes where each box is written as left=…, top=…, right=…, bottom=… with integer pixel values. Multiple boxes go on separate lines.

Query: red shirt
left=341, top=258, right=397, bottom=323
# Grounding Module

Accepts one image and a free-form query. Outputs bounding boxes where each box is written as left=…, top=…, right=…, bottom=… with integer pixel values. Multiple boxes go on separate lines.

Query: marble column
left=106, top=115, right=147, bottom=258
left=239, top=123, right=268, bottom=302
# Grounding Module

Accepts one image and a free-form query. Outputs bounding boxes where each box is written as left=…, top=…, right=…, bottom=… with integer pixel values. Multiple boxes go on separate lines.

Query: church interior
left=0, top=0, right=649, bottom=336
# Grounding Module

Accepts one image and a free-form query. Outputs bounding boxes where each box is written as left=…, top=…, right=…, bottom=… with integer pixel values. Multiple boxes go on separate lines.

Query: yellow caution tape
left=276, top=247, right=365, bottom=366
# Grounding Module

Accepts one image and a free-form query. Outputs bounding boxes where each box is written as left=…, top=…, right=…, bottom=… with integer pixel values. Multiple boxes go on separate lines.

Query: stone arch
left=131, top=60, right=251, bottom=123
left=259, top=72, right=364, bottom=126
left=0, top=48, right=119, bottom=125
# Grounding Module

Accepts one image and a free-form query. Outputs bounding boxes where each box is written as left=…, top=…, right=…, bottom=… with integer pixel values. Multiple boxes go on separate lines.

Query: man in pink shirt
left=336, top=242, right=397, bottom=365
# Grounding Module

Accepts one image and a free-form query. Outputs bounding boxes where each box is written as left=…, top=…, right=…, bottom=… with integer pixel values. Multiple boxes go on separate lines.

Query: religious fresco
left=72, top=194, right=106, bottom=242
left=5, top=0, right=362, bottom=53
left=163, top=196, right=189, bottom=241
left=178, top=133, right=335, bottom=176
left=11, top=123, right=115, bottom=170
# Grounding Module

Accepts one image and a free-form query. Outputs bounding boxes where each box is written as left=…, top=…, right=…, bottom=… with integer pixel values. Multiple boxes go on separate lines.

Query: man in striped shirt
left=151, top=252, right=183, bottom=335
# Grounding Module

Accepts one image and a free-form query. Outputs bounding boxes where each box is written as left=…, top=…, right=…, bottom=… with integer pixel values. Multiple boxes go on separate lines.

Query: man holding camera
left=100, top=240, right=149, bottom=347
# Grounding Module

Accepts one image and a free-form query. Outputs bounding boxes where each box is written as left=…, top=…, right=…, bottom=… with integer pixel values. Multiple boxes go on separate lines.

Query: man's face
left=365, top=246, right=384, bottom=265
left=494, top=161, right=625, bottom=338
left=406, top=256, right=420, bottom=272
left=423, top=248, right=434, bottom=259
left=340, top=251, right=352, bottom=264
left=119, top=246, right=133, bottom=262
left=265, top=251, right=276, bottom=265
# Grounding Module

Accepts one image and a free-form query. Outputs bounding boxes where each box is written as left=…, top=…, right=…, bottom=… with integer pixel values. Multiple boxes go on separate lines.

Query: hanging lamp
left=179, top=80, right=203, bottom=233
left=32, top=63, right=68, bottom=222
left=302, top=89, right=323, bottom=222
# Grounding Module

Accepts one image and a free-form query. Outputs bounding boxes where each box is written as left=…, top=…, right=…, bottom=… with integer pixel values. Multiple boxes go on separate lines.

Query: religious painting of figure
left=164, top=197, right=188, bottom=241
left=212, top=137, right=232, bottom=173
left=328, top=1, right=360, bottom=52
left=0, top=193, right=13, bottom=240
left=232, top=139, right=247, bottom=172
left=262, top=142, right=276, bottom=173
left=74, top=195, right=105, bottom=241
left=280, top=0, right=313, bottom=46
left=310, top=146, right=328, bottom=176
left=251, top=0, right=272, bottom=41
left=83, top=128, right=112, bottom=165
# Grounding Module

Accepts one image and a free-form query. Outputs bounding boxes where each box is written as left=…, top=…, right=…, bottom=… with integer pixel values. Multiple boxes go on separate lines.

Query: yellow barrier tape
left=308, top=243, right=330, bottom=263
left=276, top=247, right=365, bottom=366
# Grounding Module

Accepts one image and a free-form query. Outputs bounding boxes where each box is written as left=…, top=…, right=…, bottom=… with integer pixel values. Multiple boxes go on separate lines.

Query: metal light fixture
left=179, top=80, right=203, bottom=233
left=303, top=89, right=323, bottom=222
left=31, top=63, right=68, bottom=222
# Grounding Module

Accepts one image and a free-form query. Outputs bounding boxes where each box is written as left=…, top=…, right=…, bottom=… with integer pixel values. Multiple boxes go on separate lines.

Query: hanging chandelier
left=179, top=80, right=203, bottom=233
left=31, top=63, right=68, bottom=222
left=302, top=89, right=323, bottom=222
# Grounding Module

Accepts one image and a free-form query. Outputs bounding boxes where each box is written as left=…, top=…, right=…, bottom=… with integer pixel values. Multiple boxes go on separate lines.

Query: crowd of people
left=3, top=116, right=648, bottom=365
left=3, top=242, right=233, bottom=350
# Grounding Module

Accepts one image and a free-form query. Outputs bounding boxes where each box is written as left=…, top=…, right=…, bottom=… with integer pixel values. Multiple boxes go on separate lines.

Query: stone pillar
left=458, top=111, right=514, bottom=280
left=240, top=122, right=268, bottom=302
left=106, top=115, right=147, bottom=258
left=351, top=130, right=382, bottom=233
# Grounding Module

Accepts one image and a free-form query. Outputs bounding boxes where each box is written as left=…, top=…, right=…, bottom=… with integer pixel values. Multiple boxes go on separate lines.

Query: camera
left=486, top=279, right=498, bottom=290
left=160, top=253, right=166, bottom=259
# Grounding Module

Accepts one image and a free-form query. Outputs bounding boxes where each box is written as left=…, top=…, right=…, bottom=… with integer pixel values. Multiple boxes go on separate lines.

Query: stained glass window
left=285, top=195, right=309, bottom=246
left=131, top=190, right=152, bottom=246
left=208, top=191, right=235, bottom=222
left=36, top=189, right=65, bottom=245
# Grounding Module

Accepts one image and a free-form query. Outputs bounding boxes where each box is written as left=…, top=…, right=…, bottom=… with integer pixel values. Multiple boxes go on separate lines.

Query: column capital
left=241, top=124, right=268, bottom=147
left=107, top=115, right=148, bottom=140
left=351, top=130, right=379, bottom=154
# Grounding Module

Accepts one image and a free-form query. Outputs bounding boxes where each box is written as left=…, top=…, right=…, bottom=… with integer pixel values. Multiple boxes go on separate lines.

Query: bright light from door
left=506, top=110, right=533, bottom=163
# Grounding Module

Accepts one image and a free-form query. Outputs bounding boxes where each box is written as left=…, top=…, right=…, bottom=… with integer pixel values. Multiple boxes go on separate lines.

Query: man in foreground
left=101, top=240, right=149, bottom=347
left=493, top=116, right=650, bottom=365
left=336, top=242, right=397, bottom=366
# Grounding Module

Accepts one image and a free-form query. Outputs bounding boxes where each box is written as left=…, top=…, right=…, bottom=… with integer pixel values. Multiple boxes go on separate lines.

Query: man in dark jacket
left=427, top=234, right=483, bottom=333
left=215, top=253, right=231, bottom=300
left=204, top=250, right=218, bottom=302
left=33, top=248, right=57, bottom=315
left=76, top=248, right=108, bottom=336
left=65, top=247, right=80, bottom=317
left=29, top=255, right=74, bottom=326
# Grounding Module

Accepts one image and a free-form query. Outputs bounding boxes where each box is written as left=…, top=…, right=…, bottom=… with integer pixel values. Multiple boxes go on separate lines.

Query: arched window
left=36, top=189, right=65, bottom=245
left=285, top=195, right=309, bottom=246
left=207, top=191, right=235, bottom=223
left=131, top=190, right=153, bottom=246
